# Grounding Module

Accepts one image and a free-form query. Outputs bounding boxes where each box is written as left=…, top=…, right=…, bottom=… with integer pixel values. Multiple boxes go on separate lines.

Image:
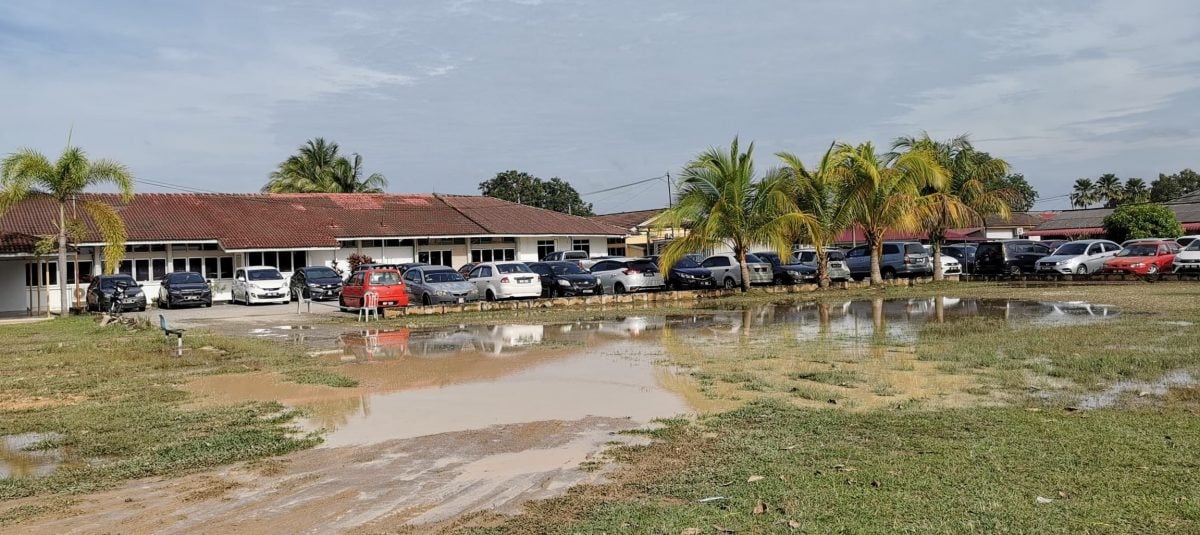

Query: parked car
left=699, top=253, right=773, bottom=288
left=289, top=266, right=344, bottom=300
left=457, top=262, right=478, bottom=278
left=794, top=249, right=852, bottom=281
left=1173, top=240, right=1200, bottom=272
left=942, top=244, right=978, bottom=273
left=158, top=271, right=212, bottom=309
left=753, top=251, right=817, bottom=284
left=843, top=241, right=931, bottom=280
left=231, top=266, right=290, bottom=305
left=1103, top=240, right=1180, bottom=275
left=1121, top=237, right=1172, bottom=247
left=973, top=240, right=1052, bottom=275
left=340, top=268, right=409, bottom=310
left=402, top=265, right=479, bottom=305
left=86, top=274, right=147, bottom=312
left=467, top=261, right=543, bottom=300
left=1176, top=235, right=1200, bottom=247
left=527, top=261, right=602, bottom=297
left=922, top=245, right=963, bottom=275
left=1034, top=239, right=1121, bottom=275
left=589, top=257, right=666, bottom=294
left=647, top=254, right=716, bottom=290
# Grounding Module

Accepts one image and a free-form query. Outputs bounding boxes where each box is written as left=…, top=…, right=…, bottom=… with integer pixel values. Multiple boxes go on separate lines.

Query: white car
left=231, top=266, right=290, bottom=305
left=1174, top=240, right=1200, bottom=272
left=923, top=245, right=963, bottom=275
left=1176, top=235, right=1200, bottom=248
left=467, top=261, right=542, bottom=301
left=700, top=253, right=773, bottom=288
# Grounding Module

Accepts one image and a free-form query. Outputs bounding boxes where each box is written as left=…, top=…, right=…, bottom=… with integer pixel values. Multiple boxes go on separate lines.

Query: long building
left=0, top=193, right=627, bottom=313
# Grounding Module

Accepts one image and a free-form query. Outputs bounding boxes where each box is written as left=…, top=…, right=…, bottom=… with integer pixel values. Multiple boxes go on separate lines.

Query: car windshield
left=1118, top=244, right=1158, bottom=256
left=627, top=260, right=658, bottom=272
left=745, top=254, right=765, bottom=264
left=424, top=270, right=465, bottom=283
left=827, top=251, right=845, bottom=261
left=369, top=271, right=401, bottom=285
left=168, top=273, right=205, bottom=284
left=551, top=263, right=587, bottom=275
left=1053, top=243, right=1089, bottom=256
left=1187, top=241, right=1200, bottom=252
left=673, top=258, right=701, bottom=269
left=497, top=263, right=532, bottom=274
left=248, top=269, right=283, bottom=281
left=305, top=267, right=339, bottom=279
left=101, top=276, right=135, bottom=289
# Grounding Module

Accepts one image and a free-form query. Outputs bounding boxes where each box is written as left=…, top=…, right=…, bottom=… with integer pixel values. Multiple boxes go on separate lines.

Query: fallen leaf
left=681, top=529, right=702, bottom=535
left=778, top=475, right=786, bottom=481
left=1137, top=391, right=1149, bottom=397
left=714, top=525, right=735, bottom=534
left=1058, top=491, right=1069, bottom=499
left=747, top=475, right=765, bottom=483
left=1036, top=496, right=1054, bottom=504
left=781, top=445, right=797, bottom=450
left=845, top=478, right=858, bottom=485
left=871, top=480, right=882, bottom=488
left=788, top=520, right=801, bottom=529
left=697, top=496, right=726, bottom=503
left=1025, top=407, right=1041, bottom=412
left=718, top=480, right=734, bottom=487
left=752, top=501, right=767, bottom=514
left=886, top=470, right=901, bottom=476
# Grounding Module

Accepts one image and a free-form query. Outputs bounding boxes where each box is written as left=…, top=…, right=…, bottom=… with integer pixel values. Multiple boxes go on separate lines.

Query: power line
left=580, top=175, right=666, bottom=196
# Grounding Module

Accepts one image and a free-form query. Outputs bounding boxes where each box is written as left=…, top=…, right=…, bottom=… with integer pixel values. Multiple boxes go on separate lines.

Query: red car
left=1103, top=240, right=1180, bottom=275
left=340, top=268, right=409, bottom=311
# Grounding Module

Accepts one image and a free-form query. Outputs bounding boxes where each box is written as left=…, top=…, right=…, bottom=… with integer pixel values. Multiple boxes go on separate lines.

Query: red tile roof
left=0, top=193, right=627, bottom=254
left=589, top=209, right=666, bottom=229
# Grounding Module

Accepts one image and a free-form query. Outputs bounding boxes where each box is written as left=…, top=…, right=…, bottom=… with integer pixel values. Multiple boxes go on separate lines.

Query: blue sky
left=3, top=0, right=1199, bottom=213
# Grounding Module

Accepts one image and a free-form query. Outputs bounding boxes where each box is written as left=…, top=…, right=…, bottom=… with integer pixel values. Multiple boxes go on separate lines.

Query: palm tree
left=1070, top=178, right=1097, bottom=208
left=1123, top=178, right=1149, bottom=204
left=263, top=138, right=387, bottom=193
left=657, top=138, right=814, bottom=292
left=891, top=133, right=1012, bottom=280
left=1095, top=173, right=1124, bottom=208
left=776, top=142, right=852, bottom=288
left=832, top=141, right=947, bottom=285
left=1, top=146, right=134, bottom=314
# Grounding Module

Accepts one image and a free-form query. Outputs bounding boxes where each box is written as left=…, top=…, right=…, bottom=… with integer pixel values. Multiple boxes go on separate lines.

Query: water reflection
left=0, top=433, right=64, bottom=479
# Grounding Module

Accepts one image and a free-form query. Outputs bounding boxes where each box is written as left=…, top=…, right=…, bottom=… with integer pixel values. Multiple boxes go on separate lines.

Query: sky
left=3, top=0, right=1199, bottom=213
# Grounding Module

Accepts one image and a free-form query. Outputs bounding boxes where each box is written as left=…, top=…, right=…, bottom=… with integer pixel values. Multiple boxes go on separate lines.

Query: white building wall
left=0, top=260, right=32, bottom=313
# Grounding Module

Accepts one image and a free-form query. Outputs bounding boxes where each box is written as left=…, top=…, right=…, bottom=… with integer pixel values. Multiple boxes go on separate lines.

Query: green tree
left=1102, top=203, right=1183, bottom=243
left=478, top=171, right=593, bottom=215
left=1123, top=178, right=1149, bottom=204
left=1070, top=178, right=1098, bottom=208
left=990, top=172, right=1038, bottom=211
left=1, top=145, right=134, bottom=314
left=892, top=133, right=1013, bottom=280
left=833, top=141, right=947, bottom=285
left=1149, top=169, right=1200, bottom=202
left=658, top=138, right=813, bottom=292
left=777, top=143, right=852, bottom=288
left=1095, top=173, right=1124, bottom=208
left=263, top=138, right=387, bottom=193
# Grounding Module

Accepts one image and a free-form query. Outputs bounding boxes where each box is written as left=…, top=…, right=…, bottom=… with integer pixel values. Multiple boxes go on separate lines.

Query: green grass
left=0, top=316, right=351, bottom=499
left=461, top=401, right=1200, bottom=534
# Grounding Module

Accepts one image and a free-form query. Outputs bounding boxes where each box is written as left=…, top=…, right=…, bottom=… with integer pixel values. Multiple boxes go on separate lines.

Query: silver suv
left=589, top=258, right=665, bottom=294
left=1035, top=239, right=1121, bottom=275
left=700, top=253, right=773, bottom=288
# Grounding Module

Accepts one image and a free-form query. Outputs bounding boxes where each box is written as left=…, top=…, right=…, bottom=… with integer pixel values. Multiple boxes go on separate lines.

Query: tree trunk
left=816, top=245, right=829, bottom=288
left=736, top=247, right=751, bottom=293
left=58, top=202, right=69, bottom=316
left=868, top=232, right=884, bottom=286
left=931, top=231, right=944, bottom=281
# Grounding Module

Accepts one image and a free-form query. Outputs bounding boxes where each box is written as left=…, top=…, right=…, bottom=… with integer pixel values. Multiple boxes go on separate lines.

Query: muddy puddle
left=0, top=433, right=68, bottom=479
left=10, top=297, right=1119, bottom=533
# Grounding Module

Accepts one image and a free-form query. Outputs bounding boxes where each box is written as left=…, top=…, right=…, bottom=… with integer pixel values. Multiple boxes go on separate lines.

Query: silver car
left=700, top=253, right=773, bottom=288
left=402, top=265, right=480, bottom=306
left=1035, top=239, right=1121, bottom=275
left=589, top=258, right=665, bottom=294
left=795, top=249, right=852, bottom=281
left=467, top=262, right=543, bottom=300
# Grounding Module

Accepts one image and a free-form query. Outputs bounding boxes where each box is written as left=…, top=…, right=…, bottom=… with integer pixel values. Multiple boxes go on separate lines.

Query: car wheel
left=667, top=280, right=679, bottom=291
left=338, top=295, right=347, bottom=312
left=1076, top=265, right=1088, bottom=275
left=773, top=274, right=787, bottom=285
left=882, top=269, right=896, bottom=280
left=422, top=294, right=432, bottom=306
left=138, top=305, right=146, bottom=312
left=486, top=290, right=497, bottom=302
left=594, top=285, right=603, bottom=295
left=723, top=277, right=736, bottom=290
left=204, top=300, right=212, bottom=308
left=614, top=283, right=626, bottom=294
left=1008, top=265, right=1022, bottom=276
left=1148, top=264, right=1159, bottom=274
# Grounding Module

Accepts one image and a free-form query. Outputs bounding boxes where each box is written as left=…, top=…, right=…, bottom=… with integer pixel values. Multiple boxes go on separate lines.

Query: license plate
left=580, top=289, right=594, bottom=294
left=381, top=301, right=396, bottom=306
left=457, top=298, right=464, bottom=303
left=123, top=298, right=138, bottom=303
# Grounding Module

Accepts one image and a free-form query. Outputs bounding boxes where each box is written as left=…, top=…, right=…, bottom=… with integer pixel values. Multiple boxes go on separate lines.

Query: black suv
left=974, top=240, right=1053, bottom=275
left=290, top=266, right=345, bottom=300
left=158, top=271, right=212, bottom=309
left=647, top=255, right=716, bottom=290
left=526, top=261, right=601, bottom=297
left=752, top=251, right=818, bottom=284
left=86, top=274, right=147, bottom=312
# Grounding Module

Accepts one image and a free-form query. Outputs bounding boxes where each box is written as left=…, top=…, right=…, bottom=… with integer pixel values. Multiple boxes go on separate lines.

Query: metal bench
left=158, top=314, right=185, bottom=349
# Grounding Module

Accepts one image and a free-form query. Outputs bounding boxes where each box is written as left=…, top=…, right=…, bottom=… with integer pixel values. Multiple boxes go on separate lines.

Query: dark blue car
left=753, top=251, right=817, bottom=284
left=648, top=255, right=716, bottom=290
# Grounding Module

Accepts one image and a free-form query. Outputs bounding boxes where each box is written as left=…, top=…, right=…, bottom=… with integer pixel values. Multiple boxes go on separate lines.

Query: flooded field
left=5, top=296, right=1125, bottom=533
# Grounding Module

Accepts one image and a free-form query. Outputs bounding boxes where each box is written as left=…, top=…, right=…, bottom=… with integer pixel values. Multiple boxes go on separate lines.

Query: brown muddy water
left=6, top=297, right=1119, bottom=533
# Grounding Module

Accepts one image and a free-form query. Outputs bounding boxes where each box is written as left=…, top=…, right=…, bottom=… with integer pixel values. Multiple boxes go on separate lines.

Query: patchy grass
left=282, top=368, right=359, bottom=388
left=0, top=316, right=353, bottom=500
left=447, top=402, right=1200, bottom=534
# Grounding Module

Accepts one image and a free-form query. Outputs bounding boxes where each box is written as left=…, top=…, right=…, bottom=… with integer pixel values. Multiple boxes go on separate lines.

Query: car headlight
left=308, top=282, right=319, bottom=287
left=468, top=288, right=479, bottom=294
left=435, top=290, right=449, bottom=296
left=557, top=279, right=571, bottom=287
left=1131, top=263, right=1144, bottom=268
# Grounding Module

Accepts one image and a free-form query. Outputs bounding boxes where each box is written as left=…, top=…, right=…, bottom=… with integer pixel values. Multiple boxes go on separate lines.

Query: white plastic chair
left=358, top=291, right=379, bottom=322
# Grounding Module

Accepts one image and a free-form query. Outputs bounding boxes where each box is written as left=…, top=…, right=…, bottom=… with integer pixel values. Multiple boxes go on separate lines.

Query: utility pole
left=666, top=171, right=672, bottom=209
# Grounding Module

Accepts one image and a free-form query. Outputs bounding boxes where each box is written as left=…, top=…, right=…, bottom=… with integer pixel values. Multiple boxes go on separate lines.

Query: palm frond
left=81, top=200, right=128, bottom=274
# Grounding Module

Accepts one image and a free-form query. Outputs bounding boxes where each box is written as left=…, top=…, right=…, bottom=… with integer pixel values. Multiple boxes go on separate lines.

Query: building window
left=246, top=251, right=307, bottom=271
left=418, top=250, right=454, bottom=267
left=572, top=239, right=591, bottom=254
left=537, top=240, right=555, bottom=260
left=171, top=243, right=219, bottom=252
left=219, top=257, right=234, bottom=279
left=607, top=238, right=626, bottom=257
left=470, top=248, right=515, bottom=263
left=384, top=239, right=402, bottom=247
left=152, top=259, right=167, bottom=280
left=361, top=240, right=384, bottom=248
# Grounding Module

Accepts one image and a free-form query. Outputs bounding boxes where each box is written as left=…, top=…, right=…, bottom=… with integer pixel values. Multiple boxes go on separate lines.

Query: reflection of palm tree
left=935, top=295, right=945, bottom=323
left=871, top=298, right=885, bottom=336
left=818, top=303, right=831, bottom=335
